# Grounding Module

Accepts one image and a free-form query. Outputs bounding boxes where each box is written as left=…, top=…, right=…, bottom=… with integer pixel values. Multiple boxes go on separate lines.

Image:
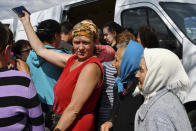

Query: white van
left=5, top=0, right=115, bottom=41
left=1, top=0, right=195, bottom=126
left=114, top=0, right=196, bottom=127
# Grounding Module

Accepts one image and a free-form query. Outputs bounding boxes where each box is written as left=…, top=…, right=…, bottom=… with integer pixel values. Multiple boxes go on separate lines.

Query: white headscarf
left=141, top=48, right=190, bottom=103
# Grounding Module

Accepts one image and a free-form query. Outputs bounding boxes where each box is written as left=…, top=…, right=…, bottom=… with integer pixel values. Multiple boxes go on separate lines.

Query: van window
left=160, top=2, right=196, bottom=46
left=121, top=7, right=182, bottom=58
left=121, top=8, right=147, bottom=35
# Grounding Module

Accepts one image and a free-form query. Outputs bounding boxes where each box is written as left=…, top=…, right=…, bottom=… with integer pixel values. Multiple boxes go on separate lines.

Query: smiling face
left=112, top=47, right=126, bottom=76
left=72, top=35, right=95, bottom=61
left=135, top=57, right=147, bottom=91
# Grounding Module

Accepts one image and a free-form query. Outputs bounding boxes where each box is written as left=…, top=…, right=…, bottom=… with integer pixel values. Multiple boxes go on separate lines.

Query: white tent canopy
left=0, top=0, right=94, bottom=40
left=0, top=0, right=85, bottom=20
left=15, top=5, right=63, bottom=41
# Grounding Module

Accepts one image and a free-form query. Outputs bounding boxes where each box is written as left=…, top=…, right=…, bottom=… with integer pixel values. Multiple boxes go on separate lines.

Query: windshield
left=160, top=2, right=196, bottom=45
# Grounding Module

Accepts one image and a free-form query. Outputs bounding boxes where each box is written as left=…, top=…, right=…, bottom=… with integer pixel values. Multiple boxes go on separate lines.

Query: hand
left=53, top=122, right=66, bottom=131
left=53, top=128, right=61, bottom=131
left=19, top=10, right=31, bottom=25
left=16, top=59, right=30, bottom=76
left=7, top=63, right=14, bottom=69
left=100, top=121, right=113, bottom=131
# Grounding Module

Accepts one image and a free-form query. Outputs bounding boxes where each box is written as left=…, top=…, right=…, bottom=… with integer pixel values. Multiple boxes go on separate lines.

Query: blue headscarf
left=115, top=40, right=144, bottom=93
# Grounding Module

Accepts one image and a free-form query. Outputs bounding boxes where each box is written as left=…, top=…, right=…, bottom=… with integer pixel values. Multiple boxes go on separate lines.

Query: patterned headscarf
left=72, top=19, right=99, bottom=42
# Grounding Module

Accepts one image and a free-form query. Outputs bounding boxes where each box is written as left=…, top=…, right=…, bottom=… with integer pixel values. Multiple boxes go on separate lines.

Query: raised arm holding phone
left=18, top=10, right=104, bottom=131
left=19, top=10, right=71, bottom=68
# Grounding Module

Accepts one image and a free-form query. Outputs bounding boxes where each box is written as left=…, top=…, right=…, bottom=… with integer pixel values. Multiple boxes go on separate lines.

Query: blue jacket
left=26, top=45, right=70, bottom=105
left=135, top=88, right=192, bottom=131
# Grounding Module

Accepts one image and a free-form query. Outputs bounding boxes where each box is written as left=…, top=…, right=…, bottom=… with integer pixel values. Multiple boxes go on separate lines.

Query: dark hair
left=103, top=21, right=124, bottom=35
left=36, top=19, right=61, bottom=44
left=61, top=22, right=73, bottom=34
left=12, top=40, right=31, bottom=56
left=98, top=28, right=107, bottom=44
left=0, top=22, right=9, bottom=53
left=7, top=28, right=14, bottom=46
left=138, top=25, right=159, bottom=48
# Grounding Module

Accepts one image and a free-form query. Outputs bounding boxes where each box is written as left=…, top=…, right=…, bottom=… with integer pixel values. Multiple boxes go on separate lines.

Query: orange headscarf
left=72, top=19, right=99, bottom=42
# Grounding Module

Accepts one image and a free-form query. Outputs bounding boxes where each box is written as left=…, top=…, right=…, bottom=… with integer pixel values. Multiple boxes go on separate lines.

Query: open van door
left=12, top=0, right=114, bottom=41
left=63, top=0, right=115, bottom=28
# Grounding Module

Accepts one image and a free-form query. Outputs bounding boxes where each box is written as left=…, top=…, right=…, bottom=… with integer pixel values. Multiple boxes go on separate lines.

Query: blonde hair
left=116, top=30, right=136, bottom=49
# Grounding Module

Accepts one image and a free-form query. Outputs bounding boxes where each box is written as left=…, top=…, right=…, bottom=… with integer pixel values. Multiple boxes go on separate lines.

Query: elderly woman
left=101, top=40, right=144, bottom=131
left=135, top=48, right=192, bottom=131
left=19, top=12, right=104, bottom=131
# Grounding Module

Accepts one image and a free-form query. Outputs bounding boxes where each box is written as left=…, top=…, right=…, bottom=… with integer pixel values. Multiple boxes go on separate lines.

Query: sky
left=0, top=0, right=62, bottom=20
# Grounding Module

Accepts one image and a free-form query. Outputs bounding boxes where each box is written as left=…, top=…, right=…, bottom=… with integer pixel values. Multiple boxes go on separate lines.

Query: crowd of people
left=0, top=9, right=193, bottom=131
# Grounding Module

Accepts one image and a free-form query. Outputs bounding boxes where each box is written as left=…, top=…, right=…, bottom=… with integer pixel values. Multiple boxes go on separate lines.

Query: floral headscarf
left=72, top=19, right=99, bottom=42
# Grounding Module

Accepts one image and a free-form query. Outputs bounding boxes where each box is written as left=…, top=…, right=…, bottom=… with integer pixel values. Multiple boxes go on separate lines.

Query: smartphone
left=12, top=6, right=31, bottom=17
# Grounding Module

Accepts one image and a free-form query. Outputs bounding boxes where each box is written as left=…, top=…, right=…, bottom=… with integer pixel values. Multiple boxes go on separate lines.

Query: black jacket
left=109, top=79, right=144, bottom=131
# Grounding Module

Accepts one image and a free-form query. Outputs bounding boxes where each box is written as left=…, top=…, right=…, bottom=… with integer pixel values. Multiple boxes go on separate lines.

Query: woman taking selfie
left=19, top=11, right=104, bottom=131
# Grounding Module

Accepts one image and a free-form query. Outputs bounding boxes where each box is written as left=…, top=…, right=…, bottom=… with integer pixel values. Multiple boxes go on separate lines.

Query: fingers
left=16, top=59, right=21, bottom=62
left=100, top=124, right=108, bottom=131
left=16, top=59, right=22, bottom=65
left=101, top=126, right=108, bottom=131
left=16, top=59, right=24, bottom=70
left=100, top=121, right=112, bottom=131
left=22, top=10, right=29, bottom=16
left=19, top=10, right=30, bottom=24
left=100, top=125, right=105, bottom=131
left=18, top=10, right=28, bottom=18
left=16, top=59, right=27, bottom=68
left=16, top=59, right=20, bottom=66
left=7, top=63, right=14, bottom=69
left=16, top=59, right=30, bottom=75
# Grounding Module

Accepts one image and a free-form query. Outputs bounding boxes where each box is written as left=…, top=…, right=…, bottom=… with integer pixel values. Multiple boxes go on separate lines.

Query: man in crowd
left=58, top=21, right=73, bottom=52
left=103, top=21, right=124, bottom=51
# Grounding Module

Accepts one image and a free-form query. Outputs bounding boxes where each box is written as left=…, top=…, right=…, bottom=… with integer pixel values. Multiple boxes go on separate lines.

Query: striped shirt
left=96, top=61, right=117, bottom=128
left=0, top=68, right=44, bottom=131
